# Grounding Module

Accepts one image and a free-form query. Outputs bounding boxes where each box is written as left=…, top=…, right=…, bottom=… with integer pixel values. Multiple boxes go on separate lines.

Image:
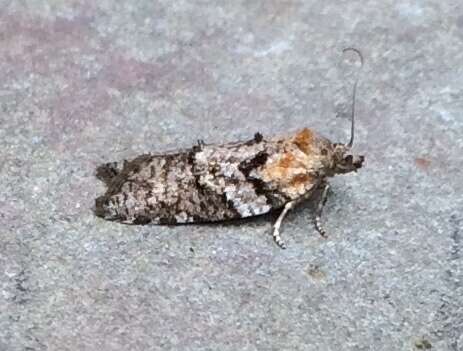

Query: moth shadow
left=168, top=197, right=323, bottom=231
left=169, top=211, right=277, bottom=229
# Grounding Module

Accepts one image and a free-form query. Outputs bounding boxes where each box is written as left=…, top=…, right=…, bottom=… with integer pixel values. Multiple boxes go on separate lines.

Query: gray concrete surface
left=1, top=1, right=462, bottom=350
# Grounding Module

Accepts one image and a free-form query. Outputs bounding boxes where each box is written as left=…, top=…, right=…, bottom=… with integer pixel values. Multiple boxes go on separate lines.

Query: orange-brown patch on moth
left=292, top=128, right=314, bottom=154
left=262, top=152, right=304, bottom=183
left=277, top=153, right=297, bottom=169
left=289, top=173, right=313, bottom=187
left=286, top=173, right=314, bottom=196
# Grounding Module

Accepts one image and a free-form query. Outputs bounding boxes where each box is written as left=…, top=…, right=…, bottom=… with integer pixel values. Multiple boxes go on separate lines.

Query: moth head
left=332, top=143, right=364, bottom=174
left=95, top=195, right=119, bottom=220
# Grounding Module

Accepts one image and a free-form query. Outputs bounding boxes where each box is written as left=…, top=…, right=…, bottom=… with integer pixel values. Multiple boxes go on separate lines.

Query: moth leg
left=314, top=183, right=330, bottom=238
left=272, top=201, right=296, bottom=249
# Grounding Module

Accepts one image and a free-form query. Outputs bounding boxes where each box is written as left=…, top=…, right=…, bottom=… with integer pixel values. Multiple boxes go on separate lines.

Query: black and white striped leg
left=314, top=183, right=330, bottom=237
left=272, top=201, right=296, bottom=249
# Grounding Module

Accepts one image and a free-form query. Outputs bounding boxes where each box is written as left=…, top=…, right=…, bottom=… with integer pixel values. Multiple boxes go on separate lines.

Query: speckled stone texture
left=1, top=1, right=462, bottom=350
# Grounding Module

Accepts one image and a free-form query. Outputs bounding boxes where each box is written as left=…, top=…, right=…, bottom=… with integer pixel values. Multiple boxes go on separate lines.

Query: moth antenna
left=342, top=47, right=364, bottom=148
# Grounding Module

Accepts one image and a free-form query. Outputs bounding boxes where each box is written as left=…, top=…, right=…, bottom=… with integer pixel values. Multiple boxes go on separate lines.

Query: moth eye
left=345, top=155, right=353, bottom=163
left=321, top=148, right=328, bottom=156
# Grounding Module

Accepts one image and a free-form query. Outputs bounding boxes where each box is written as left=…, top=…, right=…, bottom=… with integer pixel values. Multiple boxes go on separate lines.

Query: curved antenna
left=342, top=48, right=364, bottom=147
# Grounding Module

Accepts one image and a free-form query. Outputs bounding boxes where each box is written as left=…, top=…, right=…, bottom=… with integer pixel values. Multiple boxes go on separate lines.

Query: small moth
left=95, top=49, right=364, bottom=248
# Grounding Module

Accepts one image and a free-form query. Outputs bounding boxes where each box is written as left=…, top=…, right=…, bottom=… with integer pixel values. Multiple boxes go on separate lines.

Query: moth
left=95, top=49, right=364, bottom=248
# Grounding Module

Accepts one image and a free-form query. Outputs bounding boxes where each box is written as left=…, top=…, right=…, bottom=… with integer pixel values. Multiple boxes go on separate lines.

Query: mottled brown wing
left=94, top=135, right=290, bottom=224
